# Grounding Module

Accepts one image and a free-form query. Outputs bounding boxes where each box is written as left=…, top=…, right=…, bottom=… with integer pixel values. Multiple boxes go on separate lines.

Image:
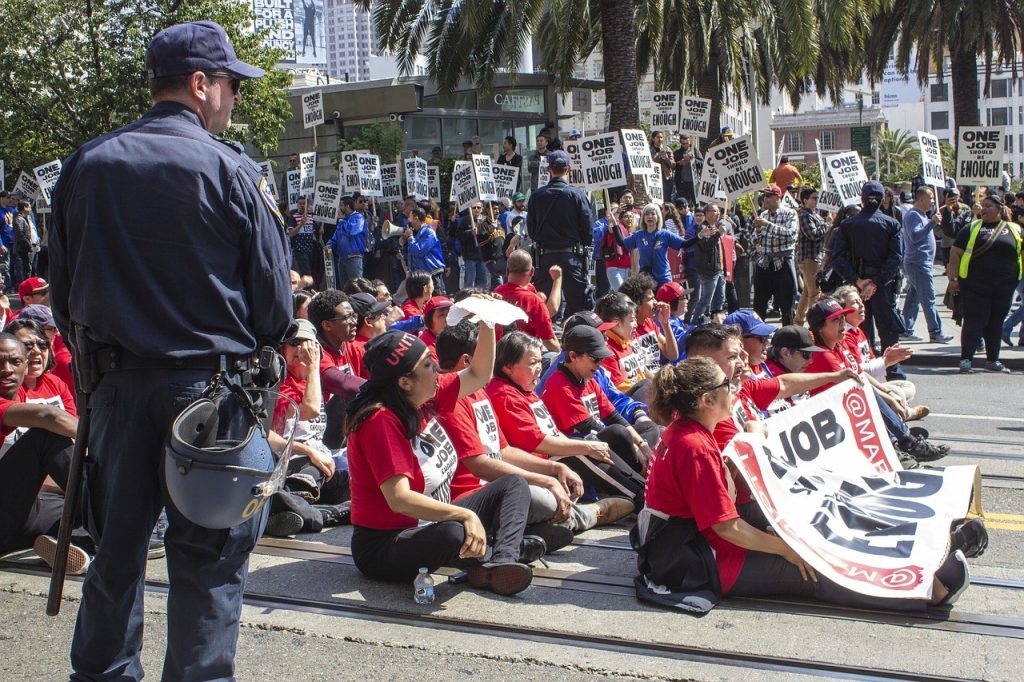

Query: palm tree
left=865, top=1, right=1024, bottom=145
left=872, top=128, right=916, bottom=178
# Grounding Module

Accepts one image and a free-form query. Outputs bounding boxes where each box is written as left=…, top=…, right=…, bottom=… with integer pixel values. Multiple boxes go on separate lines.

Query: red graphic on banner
left=842, top=387, right=893, bottom=473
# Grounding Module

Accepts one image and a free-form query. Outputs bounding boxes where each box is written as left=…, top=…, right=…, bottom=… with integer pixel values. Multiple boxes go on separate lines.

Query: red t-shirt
left=418, top=328, right=440, bottom=364
left=541, top=367, right=614, bottom=435
left=804, top=343, right=859, bottom=396
left=486, top=376, right=560, bottom=454
left=401, top=299, right=423, bottom=320
left=644, top=417, right=746, bottom=592
left=51, top=332, right=75, bottom=396
left=844, top=326, right=874, bottom=365
left=603, top=223, right=632, bottom=270
left=24, top=373, right=77, bottom=417
left=631, top=317, right=661, bottom=375
left=0, top=386, right=26, bottom=448
left=319, top=338, right=367, bottom=401
left=442, top=388, right=509, bottom=500
left=348, top=373, right=462, bottom=530
left=492, top=282, right=556, bottom=341
left=602, top=331, right=644, bottom=390
left=713, top=377, right=780, bottom=507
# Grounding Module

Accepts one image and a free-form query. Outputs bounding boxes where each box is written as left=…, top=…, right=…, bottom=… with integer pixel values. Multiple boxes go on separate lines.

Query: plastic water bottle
left=413, top=567, right=435, bottom=605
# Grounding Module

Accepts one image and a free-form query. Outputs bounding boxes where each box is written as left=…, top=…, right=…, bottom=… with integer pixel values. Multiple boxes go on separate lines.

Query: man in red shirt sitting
left=349, top=292, right=391, bottom=350
left=493, top=250, right=561, bottom=352
left=417, top=295, right=453, bottom=354
left=308, top=289, right=368, bottom=449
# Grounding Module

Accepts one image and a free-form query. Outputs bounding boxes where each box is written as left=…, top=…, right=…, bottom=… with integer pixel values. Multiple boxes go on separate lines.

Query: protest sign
left=450, top=160, right=479, bottom=211
left=956, top=127, right=1004, bottom=185
left=705, top=135, right=766, bottom=200
left=257, top=161, right=278, bottom=200
left=917, top=132, right=945, bottom=187
left=341, top=150, right=367, bottom=193
left=620, top=129, right=656, bottom=176
left=299, top=152, right=316, bottom=198
left=13, top=171, right=40, bottom=200
left=825, top=152, right=869, bottom=207
left=381, top=164, right=403, bottom=202
left=0, top=161, right=5, bottom=191
left=310, top=182, right=341, bottom=224
left=357, top=153, right=383, bottom=197
left=491, top=165, right=521, bottom=200
left=782, top=191, right=799, bottom=210
left=301, top=90, right=325, bottom=129
left=636, top=172, right=663, bottom=205
left=724, top=379, right=978, bottom=600
left=471, top=154, right=498, bottom=201
left=427, top=165, right=441, bottom=201
left=404, top=157, right=429, bottom=201
left=775, top=134, right=786, bottom=167
left=695, top=163, right=725, bottom=207
left=650, top=91, right=680, bottom=132
left=578, top=132, right=627, bottom=191
left=285, top=170, right=301, bottom=210
left=678, top=96, right=711, bottom=136
left=33, top=160, right=62, bottom=204
left=813, top=139, right=843, bottom=212
left=562, top=141, right=585, bottom=188
left=536, top=156, right=551, bottom=187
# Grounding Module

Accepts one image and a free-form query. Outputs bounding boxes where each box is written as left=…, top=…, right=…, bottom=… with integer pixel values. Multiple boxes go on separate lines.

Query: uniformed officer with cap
left=526, top=149, right=593, bottom=317
left=828, top=180, right=907, bottom=379
left=49, top=20, right=291, bottom=680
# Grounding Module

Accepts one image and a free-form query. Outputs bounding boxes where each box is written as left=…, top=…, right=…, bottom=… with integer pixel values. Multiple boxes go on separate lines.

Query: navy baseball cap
left=861, top=180, right=885, bottom=200
left=724, top=310, right=778, bottom=337
left=547, top=150, right=571, bottom=170
left=673, top=197, right=689, bottom=208
left=147, top=21, right=265, bottom=80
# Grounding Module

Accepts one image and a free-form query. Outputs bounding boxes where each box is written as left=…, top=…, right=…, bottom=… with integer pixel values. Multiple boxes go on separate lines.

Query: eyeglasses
left=704, top=378, right=732, bottom=395
left=204, top=71, right=241, bottom=95
left=798, top=350, right=813, bottom=360
left=286, top=338, right=306, bottom=347
left=585, top=353, right=603, bottom=363
left=328, top=313, right=356, bottom=323
left=22, top=340, right=48, bottom=351
left=743, top=334, right=769, bottom=344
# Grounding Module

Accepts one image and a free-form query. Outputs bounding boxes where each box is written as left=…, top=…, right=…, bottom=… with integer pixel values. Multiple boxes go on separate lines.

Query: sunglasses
left=328, top=313, right=356, bottom=323
left=22, top=340, right=48, bottom=351
left=743, top=334, right=770, bottom=343
left=204, top=71, right=241, bottom=95
left=704, top=378, right=733, bottom=395
left=286, top=338, right=305, bottom=347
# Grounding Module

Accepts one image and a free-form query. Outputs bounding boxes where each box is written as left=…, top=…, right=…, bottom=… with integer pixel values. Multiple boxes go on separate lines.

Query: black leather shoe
left=517, top=534, right=547, bottom=564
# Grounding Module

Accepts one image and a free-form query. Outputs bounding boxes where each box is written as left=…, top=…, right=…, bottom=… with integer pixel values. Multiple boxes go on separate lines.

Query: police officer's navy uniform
left=49, top=22, right=291, bottom=681
left=526, top=165, right=594, bottom=316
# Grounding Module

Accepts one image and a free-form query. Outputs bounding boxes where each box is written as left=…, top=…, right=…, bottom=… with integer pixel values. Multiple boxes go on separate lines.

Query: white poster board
left=471, top=154, right=498, bottom=201
left=650, top=91, right=680, bottom=132
left=427, top=165, right=441, bottom=201
left=299, top=152, right=317, bottom=198
left=341, top=150, right=367, bottom=194
left=257, top=161, right=278, bottom=200
left=13, top=171, right=40, bottom=200
left=32, top=160, right=62, bottom=204
left=562, top=141, right=585, bottom=189
left=825, top=152, right=869, bottom=207
left=404, top=157, right=429, bottom=201
left=285, top=170, right=301, bottom=210
left=356, top=153, right=383, bottom=197
left=301, top=89, right=325, bottom=129
left=620, top=128, right=656, bottom=176
left=678, top=96, right=711, bottom=137
left=310, top=182, right=341, bottom=224
left=451, top=160, right=479, bottom=211
left=491, top=165, right=521, bottom=201
left=381, top=164, right=403, bottom=203
left=956, top=127, right=1004, bottom=186
left=578, top=132, right=627, bottom=191
left=706, top=135, right=766, bottom=200
left=696, top=163, right=726, bottom=207
left=917, top=132, right=945, bottom=188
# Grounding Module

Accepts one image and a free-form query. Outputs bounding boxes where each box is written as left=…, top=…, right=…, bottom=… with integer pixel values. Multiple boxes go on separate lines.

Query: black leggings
left=960, top=280, right=1016, bottom=362
left=351, top=475, right=530, bottom=582
left=561, top=425, right=646, bottom=511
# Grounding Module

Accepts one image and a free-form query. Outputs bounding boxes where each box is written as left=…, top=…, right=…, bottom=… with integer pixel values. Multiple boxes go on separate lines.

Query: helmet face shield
left=165, top=387, right=299, bottom=529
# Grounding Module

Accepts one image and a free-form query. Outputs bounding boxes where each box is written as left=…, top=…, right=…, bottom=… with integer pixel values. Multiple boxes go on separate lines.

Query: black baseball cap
left=547, top=150, right=571, bottom=170
left=771, top=325, right=825, bottom=352
left=565, top=311, right=616, bottom=333
left=563, top=325, right=613, bottom=360
left=349, top=292, right=390, bottom=319
left=146, top=21, right=265, bottom=80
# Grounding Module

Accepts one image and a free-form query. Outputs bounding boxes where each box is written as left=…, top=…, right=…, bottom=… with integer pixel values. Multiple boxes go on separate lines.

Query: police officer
left=526, top=150, right=593, bottom=316
left=828, top=180, right=907, bottom=380
left=48, top=21, right=291, bottom=680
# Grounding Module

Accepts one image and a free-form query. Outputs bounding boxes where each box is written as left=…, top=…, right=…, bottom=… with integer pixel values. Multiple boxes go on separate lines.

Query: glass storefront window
left=407, top=117, right=441, bottom=158
left=442, top=118, right=477, bottom=158
left=480, top=88, right=546, bottom=114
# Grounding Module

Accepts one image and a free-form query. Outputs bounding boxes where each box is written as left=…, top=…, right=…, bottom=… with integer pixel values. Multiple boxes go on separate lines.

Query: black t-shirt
left=954, top=221, right=1021, bottom=286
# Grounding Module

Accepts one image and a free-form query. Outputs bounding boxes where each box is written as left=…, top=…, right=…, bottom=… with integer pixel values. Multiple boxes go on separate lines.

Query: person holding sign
left=672, top=135, right=701, bottom=205
left=402, top=208, right=446, bottom=295
left=650, top=132, right=676, bottom=202
left=623, top=204, right=712, bottom=287
left=327, top=197, right=367, bottom=286
left=751, top=186, right=799, bottom=326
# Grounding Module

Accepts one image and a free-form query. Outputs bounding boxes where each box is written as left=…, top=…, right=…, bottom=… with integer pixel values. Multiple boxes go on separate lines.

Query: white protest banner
left=310, top=182, right=341, bottom=224
left=471, top=154, right=498, bottom=201
left=678, top=96, right=711, bottom=137
left=257, top=161, right=278, bottom=200
left=636, top=172, right=663, bottom=205
left=620, top=129, right=656, bottom=176
left=578, top=132, right=627, bottom=191
left=917, top=132, right=945, bottom=187
left=706, top=135, right=766, bottom=200
left=301, top=90, right=325, bottom=129
left=33, top=160, right=62, bottom=204
left=404, top=157, right=429, bottom=201
left=450, top=160, right=479, bottom=211
left=285, top=170, right=301, bottom=210
left=13, top=171, right=40, bottom=200
left=814, top=139, right=830, bottom=190
left=825, top=152, right=869, bottom=207
left=813, top=140, right=843, bottom=212
left=724, top=379, right=979, bottom=600
left=381, top=164, right=403, bottom=203
left=340, top=150, right=367, bottom=193
left=956, top=127, right=1004, bottom=185
left=775, top=134, right=786, bottom=167
left=299, top=152, right=317, bottom=198
left=536, top=156, right=551, bottom=187
left=650, top=91, right=680, bottom=132
left=427, top=165, right=441, bottom=201
left=782, top=191, right=800, bottom=210
left=491, top=165, right=520, bottom=201
left=696, top=162, right=725, bottom=207
left=357, top=153, right=383, bottom=197
left=562, top=141, right=585, bottom=188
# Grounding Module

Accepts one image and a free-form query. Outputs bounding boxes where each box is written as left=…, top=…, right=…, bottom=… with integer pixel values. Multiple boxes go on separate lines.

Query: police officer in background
left=49, top=21, right=291, bottom=680
left=527, top=150, right=593, bottom=317
left=828, top=180, right=907, bottom=380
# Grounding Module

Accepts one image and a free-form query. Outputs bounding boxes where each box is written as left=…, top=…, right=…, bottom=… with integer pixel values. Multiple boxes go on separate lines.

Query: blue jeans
left=338, top=255, right=364, bottom=287
left=463, top=259, right=489, bottom=288
left=1002, top=278, right=1024, bottom=343
left=693, top=272, right=725, bottom=320
left=875, top=389, right=910, bottom=444
left=901, top=261, right=943, bottom=337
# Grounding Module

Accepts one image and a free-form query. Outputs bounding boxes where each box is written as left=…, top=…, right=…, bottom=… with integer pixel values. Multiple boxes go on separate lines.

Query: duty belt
left=94, top=347, right=252, bottom=375
left=538, top=245, right=581, bottom=256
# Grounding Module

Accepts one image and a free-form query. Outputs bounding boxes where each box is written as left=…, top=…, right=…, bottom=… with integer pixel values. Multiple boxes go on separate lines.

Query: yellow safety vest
left=959, top=220, right=1022, bottom=280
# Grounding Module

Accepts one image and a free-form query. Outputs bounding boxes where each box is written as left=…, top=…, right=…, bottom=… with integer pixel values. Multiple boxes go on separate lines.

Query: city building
left=323, top=0, right=378, bottom=83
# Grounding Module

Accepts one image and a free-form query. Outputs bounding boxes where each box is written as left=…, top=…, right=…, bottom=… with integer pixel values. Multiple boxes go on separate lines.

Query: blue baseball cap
left=146, top=21, right=265, bottom=80
left=861, top=180, right=885, bottom=200
left=547, top=150, right=571, bottom=170
left=724, top=310, right=778, bottom=337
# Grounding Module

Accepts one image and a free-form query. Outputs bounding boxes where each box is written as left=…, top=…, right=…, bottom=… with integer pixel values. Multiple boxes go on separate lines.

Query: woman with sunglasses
left=4, top=320, right=75, bottom=431
left=635, top=356, right=971, bottom=612
left=346, top=320, right=535, bottom=596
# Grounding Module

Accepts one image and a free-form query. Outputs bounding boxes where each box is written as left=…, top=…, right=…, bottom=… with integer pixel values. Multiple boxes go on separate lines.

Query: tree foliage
left=336, top=123, right=406, bottom=164
left=0, top=0, right=292, bottom=188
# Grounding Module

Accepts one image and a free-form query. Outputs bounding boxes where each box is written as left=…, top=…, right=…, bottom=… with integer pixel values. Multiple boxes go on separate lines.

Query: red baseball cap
left=656, top=281, right=685, bottom=303
left=423, top=296, right=453, bottom=318
left=763, top=185, right=783, bottom=198
left=18, top=276, right=48, bottom=299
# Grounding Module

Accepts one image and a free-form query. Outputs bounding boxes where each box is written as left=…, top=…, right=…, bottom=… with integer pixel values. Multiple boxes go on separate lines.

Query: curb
left=903, top=353, right=1024, bottom=371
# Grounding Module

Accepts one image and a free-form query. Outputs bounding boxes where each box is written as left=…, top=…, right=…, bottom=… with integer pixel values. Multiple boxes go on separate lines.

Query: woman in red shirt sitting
left=635, top=357, right=970, bottom=613
left=346, top=323, right=534, bottom=596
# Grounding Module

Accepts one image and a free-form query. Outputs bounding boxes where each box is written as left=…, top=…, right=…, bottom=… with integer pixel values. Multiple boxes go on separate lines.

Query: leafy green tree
left=0, top=0, right=291, bottom=187
left=336, top=123, right=405, bottom=164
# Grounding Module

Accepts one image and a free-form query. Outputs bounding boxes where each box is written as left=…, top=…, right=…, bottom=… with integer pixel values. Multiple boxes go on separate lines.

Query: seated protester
left=761, top=325, right=825, bottom=416
left=723, top=310, right=778, bottom=380
left=655, top=281, right=693, bottom=363
left=541, top=325, right=651, bottom=511
left=635, top=356, right=974, bottom=613
left=595, top=293, right=646, bottom=392
left=402, top=207, right=446, bottom=295
left=266, top=320, right=352, bottom=537
left=16, top=305, right=74, bottom=397
left=293, top=290, right=312, bottom=320
left=349, top=292, right=391, bottom=351
left=400, top=270, right=434, bottom=320
left=343, top=277, right=378, bottom=297
left=417, top=296, right=453, bottom=355
left=804, top=298, right=947, bottom=467
left=832, top=285, right=921, bottom=415
left=622, top=204, right=703, bottom=287
left=0, top=334, right=85, bottom=571
left=437, top=322, right=631, bottom=550
left=619, top=273, right=679, bottom=378
left=346, top=324, right=535, bottom=595
left=3, top=320, right=76, bottom=434
left=492, top=250, right=561, bottom=352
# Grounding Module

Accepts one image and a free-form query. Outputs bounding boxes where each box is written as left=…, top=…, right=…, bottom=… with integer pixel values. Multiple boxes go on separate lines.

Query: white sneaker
left=33, top=535, right=91, bottom=576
